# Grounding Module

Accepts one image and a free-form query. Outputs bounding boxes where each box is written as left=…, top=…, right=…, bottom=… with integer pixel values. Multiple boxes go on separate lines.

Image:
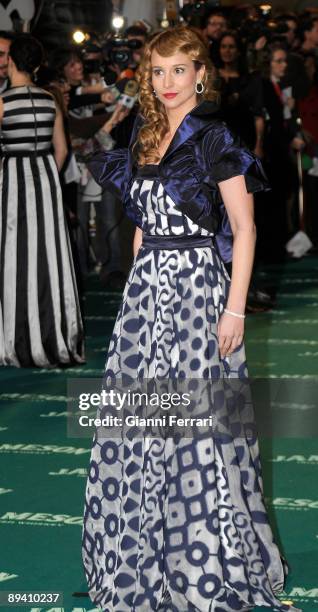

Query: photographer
left=102, top=33, right=145, bottom=84
left=51, top=47, right=113, bottom=112
left=79, top=34, right=141, bottom=287
left=125, top=25, right=148, bottom=70
left=49, top=47, right=118, bottom=277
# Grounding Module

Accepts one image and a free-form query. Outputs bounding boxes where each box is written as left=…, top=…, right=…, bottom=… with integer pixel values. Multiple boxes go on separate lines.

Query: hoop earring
left=195, top=81, right=204, bottom=94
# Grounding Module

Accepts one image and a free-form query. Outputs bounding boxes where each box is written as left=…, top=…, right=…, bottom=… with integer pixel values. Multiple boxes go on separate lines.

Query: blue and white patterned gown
left=82, top=164, right=300, bottom=612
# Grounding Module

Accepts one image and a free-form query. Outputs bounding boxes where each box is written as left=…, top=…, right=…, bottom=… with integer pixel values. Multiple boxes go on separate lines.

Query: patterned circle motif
left=170, top=571, right=189, bottom=594
left=186, top=542, right=210, bottom=567
left=104, top=513, right=119, bottom=537
left=102, top=477, right=119, bottom=501
left=82, top=174, right=292, bottom=612
left=89, top=496, right=102, bottom=519
left=105, top=550, right=117, bottom=574
left=198, top=574, right=221, bottom=598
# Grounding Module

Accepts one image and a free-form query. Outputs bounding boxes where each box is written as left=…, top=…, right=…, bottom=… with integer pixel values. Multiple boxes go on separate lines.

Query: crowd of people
left=0, top=3, right=318, bottom=367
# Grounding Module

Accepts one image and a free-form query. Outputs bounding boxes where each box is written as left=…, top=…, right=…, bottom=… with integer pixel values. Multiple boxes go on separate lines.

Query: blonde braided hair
left=134, top=24, right=219, bottom=166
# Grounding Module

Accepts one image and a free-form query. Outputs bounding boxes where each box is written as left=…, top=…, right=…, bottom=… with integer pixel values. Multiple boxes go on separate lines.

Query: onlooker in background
left=51, top=47, right=112, bottom=278
left=259, top=42, right=304, bottom=262
left=0, top=31, right=14, bottom=94
left=51, top=48, right=113, bottom=113
left=215, top=28, right=276, bottom=309
left=299, top=15, right=318, bottom=56
left=201, top=9, right=228, bottom=63
left=0, top=34, right=84, bottom=368
left=204, top=9, right=228, bottom=42
left=277, top=14, right=299, bottom=49
left=216, top=30, right=265, bottom=156
left=298, top=51, right=318, bottom=246
left=275, top=14, right=311, bottom=100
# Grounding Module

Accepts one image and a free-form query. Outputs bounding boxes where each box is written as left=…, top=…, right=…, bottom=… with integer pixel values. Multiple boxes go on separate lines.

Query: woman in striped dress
left=0, top=34, right=85, bottom=367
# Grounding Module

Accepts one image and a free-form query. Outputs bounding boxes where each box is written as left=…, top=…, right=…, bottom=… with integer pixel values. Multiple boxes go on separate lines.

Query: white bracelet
left=224, top=308, right=246, bottom=319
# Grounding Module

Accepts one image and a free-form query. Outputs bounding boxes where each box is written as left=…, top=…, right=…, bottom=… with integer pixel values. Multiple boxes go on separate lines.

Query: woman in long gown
left=82, top=26, right=300, bottom=612
left=0, top=34, right=84, bottom=367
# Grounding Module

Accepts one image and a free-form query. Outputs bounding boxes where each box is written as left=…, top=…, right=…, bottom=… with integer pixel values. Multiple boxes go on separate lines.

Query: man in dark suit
left=0, top=31, right=14, bottom=94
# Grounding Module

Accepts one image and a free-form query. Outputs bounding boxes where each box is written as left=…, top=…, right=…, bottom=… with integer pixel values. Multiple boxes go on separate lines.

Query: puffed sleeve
left=87, top=113, right=144, bottom=199
left=203, top=121, right=270, bottom=193
left=88, top=147, right=129, bottom=200
left=202, top=122, right=270, bottom=263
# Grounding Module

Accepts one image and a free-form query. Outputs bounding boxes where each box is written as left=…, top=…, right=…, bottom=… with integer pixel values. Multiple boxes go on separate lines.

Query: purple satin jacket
left=88, top=100, right=270, bottom=263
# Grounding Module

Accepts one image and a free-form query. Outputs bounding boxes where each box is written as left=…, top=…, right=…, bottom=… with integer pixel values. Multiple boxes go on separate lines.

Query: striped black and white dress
left=0, top=85, right=85, bottom=368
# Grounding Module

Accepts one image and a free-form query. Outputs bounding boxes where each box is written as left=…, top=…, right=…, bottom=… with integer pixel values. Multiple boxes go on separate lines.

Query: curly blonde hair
left=134, top=25, right=219, bottom=166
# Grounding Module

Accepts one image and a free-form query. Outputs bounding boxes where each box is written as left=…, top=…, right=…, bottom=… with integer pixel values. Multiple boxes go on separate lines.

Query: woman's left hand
left=102, top=103, right=130, bottom=133
left=217, top=312, right=244, bottom=358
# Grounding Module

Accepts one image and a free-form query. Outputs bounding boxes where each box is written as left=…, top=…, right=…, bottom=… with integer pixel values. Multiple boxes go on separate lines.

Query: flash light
left=112, top=15, right=125, bottom=30
left=259, top=4, right=272, bottom=14
left=72, top=30, right=86, bottom=44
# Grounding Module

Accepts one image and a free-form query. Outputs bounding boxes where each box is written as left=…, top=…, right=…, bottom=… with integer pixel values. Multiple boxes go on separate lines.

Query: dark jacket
left=88, top=99, right=269, bottom=263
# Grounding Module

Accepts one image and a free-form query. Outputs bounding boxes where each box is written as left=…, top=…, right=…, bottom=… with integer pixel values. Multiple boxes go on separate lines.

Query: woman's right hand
left=114, top=103, right=130, bottom=123
left=102, top=103, right=130, bottom=133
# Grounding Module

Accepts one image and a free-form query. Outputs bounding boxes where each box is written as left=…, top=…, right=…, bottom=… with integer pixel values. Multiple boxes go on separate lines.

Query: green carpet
left=1, top=256, right=318, bottom=612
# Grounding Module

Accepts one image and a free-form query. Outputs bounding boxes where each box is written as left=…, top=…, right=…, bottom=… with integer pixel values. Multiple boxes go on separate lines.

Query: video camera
left=103, top=36, right=143, bottom=70
left=82, top=37, right=143, bottom=80
left=239, top=16, right=289, bottom=45
left=180, top=0, right=220, bottom=22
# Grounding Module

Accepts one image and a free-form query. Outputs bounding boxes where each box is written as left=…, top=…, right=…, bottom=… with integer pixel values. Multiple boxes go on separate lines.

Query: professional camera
left=81, top=36, right=143, bottom=85
left=102, top=36, right=143, bottom=70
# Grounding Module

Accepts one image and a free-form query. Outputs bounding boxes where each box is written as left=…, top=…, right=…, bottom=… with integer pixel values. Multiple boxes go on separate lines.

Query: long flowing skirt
left=82, top=244, right=299, bottom=612
left=0, top=153, right=84, bottom=367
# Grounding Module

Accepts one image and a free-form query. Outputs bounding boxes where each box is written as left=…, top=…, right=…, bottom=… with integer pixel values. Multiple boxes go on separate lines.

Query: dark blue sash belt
left=142, top=234, right=214, bottom=250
